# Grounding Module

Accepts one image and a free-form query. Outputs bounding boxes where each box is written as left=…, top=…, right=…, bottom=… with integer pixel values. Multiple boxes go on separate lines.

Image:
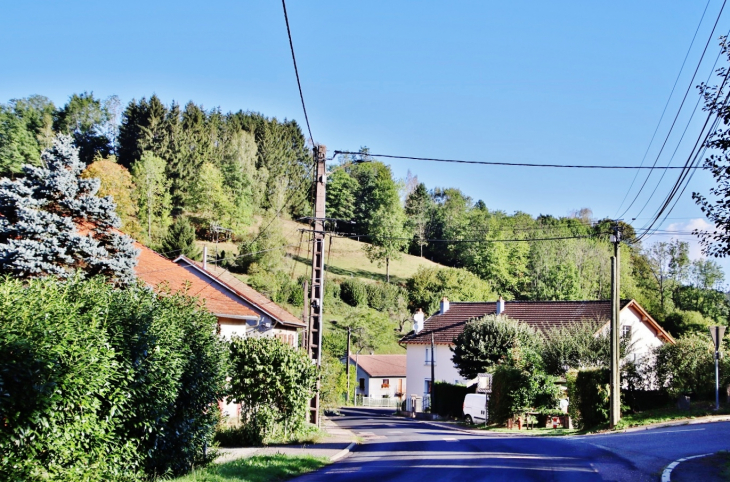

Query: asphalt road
left=293, top=408, right=730, bottom=482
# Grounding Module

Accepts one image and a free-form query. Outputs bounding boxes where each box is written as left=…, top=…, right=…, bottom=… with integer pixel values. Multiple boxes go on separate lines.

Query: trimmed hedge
left=0, top=277, right=227, bottom=481
left=432, top=381, right=471, bottom=418
left=566, top=368, right=610, bottom=429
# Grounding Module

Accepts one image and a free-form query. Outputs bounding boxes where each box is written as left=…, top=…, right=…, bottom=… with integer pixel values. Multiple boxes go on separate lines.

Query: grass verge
left=614, top=402, right=730, bottom=430
left=168, top=454, right=329, bottom=482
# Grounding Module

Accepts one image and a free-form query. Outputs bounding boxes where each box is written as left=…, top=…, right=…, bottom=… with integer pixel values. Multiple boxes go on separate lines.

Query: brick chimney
left=496, top=296, right=505, bottom=315
left=440, top=297, right=450, bottom=314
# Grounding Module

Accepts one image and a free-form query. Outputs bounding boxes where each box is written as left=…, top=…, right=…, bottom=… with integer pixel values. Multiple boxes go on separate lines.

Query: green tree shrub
left=653, top=333, right=726, bottom=399
left=227, top=337, right=317, bottom=445
left=451, top=315, right=540, bottom=379
left=0, top=276, right=227, bottom=481
left=366, top=282, right=406, bottom=311
left=566, top=368, right=610, bottom=429
left=488, top=364, right=560, bottom=425
left=161, top=216, right=201, bottom=260
left=406, top=266, right=496, bottom=313
left=340, top=278, right=368, bottom=307
left=432, top=381, right=470, bottom=418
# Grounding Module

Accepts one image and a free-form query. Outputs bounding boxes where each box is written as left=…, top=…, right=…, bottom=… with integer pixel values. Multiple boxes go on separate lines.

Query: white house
left=399, top=297, right=675, bottom=411
left=350, top=354, right=407, bottom=399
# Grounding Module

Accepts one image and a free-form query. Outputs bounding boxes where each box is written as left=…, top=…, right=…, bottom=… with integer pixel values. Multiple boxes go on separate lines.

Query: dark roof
left=400, top=300, right=632, bottom=345
left=349, top=355, right=407, bottom=377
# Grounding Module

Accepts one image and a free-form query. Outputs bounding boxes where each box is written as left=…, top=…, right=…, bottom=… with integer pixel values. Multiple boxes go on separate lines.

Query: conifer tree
left=161, top=216, right=201, bottom=260
left=0, top=135, right=138, bottom=285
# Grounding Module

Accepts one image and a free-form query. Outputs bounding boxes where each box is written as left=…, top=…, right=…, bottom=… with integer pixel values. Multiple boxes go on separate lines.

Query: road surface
left=294, top=408, right=730, bottom=481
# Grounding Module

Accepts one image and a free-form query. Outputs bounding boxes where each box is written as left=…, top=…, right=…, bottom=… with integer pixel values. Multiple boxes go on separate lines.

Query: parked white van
left=462, top=393, right=487, bottom=424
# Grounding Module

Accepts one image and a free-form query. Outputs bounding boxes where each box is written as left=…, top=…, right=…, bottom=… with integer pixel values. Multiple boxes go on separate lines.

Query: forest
left=1, top=92, right=727, bottom=345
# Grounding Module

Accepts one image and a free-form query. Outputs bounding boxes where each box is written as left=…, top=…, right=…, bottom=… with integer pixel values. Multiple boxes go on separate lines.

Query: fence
left=356, top=395, right=403, bottom=408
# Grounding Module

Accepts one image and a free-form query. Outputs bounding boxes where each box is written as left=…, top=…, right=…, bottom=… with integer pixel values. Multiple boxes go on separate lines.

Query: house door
left=397, top=379, right=403, bottom=395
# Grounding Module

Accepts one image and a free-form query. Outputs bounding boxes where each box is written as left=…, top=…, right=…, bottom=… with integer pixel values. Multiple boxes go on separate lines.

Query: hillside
left=197, top=217, right=443, bottom=286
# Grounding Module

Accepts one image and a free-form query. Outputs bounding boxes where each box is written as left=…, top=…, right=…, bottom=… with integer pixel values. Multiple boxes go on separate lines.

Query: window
left=382, top=379, right=390, bottom=388
left=622, top=325, right=632, bottom=339
left=424, top=379, right=432, bottom=394
left=359, top=378, right=365, bottom=391
left=425, top=347, right=435, bottom=364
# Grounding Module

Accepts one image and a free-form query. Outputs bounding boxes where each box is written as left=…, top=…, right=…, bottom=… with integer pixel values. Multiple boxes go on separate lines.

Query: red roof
left=176, top=258, right=305, bottom=328
left=134, top=242, right=258, bottom=319
left=349, top=355, right=406, bottom=377
left=401, top=300, right=635, bottom=345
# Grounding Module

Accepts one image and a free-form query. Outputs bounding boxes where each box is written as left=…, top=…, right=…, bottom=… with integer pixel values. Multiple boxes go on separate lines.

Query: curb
left=661, top=453, right=713, bottom=482
left=330, top=441, right=357, bottom=462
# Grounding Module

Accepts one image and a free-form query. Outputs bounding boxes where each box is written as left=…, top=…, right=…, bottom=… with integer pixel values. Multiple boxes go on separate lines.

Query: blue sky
left=2, top=1, right=729, bottom=273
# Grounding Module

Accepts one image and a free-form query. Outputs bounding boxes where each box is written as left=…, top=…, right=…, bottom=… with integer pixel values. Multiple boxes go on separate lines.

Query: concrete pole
left=610, top=238, right=621, bottom=428
left=346, top=327, right=351, bottom=405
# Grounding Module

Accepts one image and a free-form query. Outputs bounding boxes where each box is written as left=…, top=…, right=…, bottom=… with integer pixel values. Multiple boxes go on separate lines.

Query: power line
left=331, top=151, right=703, bottom=169
left=617, top=0, right=728, bottom=220
left=281, top=0, right=314, bottom=143
left=332, top=232, right=605, bottom=244
left=614, top=0, right=713, bottom=216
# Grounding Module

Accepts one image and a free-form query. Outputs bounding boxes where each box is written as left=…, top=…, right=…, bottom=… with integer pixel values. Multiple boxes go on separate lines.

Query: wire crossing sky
left=2, top=0, right=729, bottom=269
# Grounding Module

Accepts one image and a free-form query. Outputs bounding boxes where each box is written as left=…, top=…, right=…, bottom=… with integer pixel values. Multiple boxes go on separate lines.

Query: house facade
left=400, top=297, right=674, bottom=410
left=350, top=354, right=407, bottom=399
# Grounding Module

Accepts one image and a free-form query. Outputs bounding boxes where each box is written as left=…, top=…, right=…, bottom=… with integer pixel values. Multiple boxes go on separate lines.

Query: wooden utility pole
left=307, top=145, right=327, bottom=425
left=609, top=225, right=622, bottom=428
left=345, top=327, right=351, bottom=405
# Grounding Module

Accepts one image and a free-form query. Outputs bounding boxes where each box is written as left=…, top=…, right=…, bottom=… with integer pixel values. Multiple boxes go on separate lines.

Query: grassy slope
left=198, top=217, right=442, bottom=285
left=196, top=217, right=442, bottom=355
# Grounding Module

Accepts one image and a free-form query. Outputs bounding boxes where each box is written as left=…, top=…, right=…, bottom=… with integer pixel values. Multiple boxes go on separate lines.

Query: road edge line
left=661, top=453, right=713, bottom=482
left=330, top=441, right=357, bottom=462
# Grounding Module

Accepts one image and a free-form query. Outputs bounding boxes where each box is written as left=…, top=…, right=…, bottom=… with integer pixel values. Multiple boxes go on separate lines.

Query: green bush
left=566, top=368, right=610, bottom=428
left=488, top=365, right=560, bottom=425
left=366, top=282, right=405, bottom=311
left=340, top=278, right=368, bottom=307
left=653, top=333, right=728, bottom=399
left=406, top=266, right=496, bottom=313
left=0, top=276, right=228, bottom=481
left=227, top=337, right=317, bottom=445
left=432, top=381, right=470, bottom=418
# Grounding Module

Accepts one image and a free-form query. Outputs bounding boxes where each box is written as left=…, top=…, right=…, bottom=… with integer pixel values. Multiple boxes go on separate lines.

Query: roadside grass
left=168, top=454, right=329, bottom=482
left=614, top=401, right=730, bottom=430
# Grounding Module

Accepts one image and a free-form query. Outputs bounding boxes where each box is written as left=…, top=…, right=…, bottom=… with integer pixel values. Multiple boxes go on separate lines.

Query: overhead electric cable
left=614, top=0, right=713, bottom=216
left=617, top=0, right=728, bottom=220
left=281, top=0, right=314, bottom=143
left=331, top=151, right=702, bottom=169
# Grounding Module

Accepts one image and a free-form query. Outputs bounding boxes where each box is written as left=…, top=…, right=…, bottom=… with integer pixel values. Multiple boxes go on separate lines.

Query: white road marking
left=443, top=437, right=458, bottom=441
left=661, top=453, right=713, bottom=482
left=388, top=430, right=404, bottom=434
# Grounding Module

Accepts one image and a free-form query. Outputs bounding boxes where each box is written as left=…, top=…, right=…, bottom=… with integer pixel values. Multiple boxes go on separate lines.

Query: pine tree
left=160, top=216, right=201, bottom=260
left=0, top=135, right=138, bottom=285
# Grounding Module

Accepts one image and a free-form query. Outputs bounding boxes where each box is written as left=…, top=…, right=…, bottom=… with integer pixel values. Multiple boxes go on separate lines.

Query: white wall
left=406, top=344, right=470, bottom=399
left=354, top=365, right=405, bottom=398
left=598, top=305, right=665, bottom=363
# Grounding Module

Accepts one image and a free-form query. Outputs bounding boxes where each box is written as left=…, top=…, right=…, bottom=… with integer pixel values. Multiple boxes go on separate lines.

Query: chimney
left=203, top=245, right=208, bottom=271
left=496, top=296, right=505, bottom=315
left=413, top=308, right=425, bottom=334
left=440, top=297, right=450, bottom=314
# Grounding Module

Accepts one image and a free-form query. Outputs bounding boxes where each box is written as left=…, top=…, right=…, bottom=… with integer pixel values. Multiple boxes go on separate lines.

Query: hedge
left=432, top=381, right=471, bottom=418
left=340, top=278, right=368, bottom=307
left=0, top=276, right=227, bottom=481
left=566, top=368, right=610, bottom=429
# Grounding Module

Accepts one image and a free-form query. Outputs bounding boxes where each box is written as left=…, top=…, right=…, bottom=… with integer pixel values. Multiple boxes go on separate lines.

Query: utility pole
left=609, top=224, right=622, bottom=428
left=307, top=145, right=327, bottom=426
left=430, top=331, right=435, bottom=415
left=346, top=326, right=351, bottom=405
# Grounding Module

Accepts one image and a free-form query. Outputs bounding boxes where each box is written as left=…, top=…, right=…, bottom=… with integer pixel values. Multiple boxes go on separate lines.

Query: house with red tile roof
left=348, top=354, right=407, bottom=400
left=399, top=297, right=674, bottom=409
left=134, top=241, right=304, bottom=346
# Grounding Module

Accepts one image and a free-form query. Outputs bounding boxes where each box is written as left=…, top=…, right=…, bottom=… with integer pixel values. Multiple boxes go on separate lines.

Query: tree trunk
left=386, top=257, right=390, bottom=283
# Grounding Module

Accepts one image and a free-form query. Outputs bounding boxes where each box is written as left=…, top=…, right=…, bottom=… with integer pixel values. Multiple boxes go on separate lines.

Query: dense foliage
left=227, top=337, right=317, bottom=445
left=0, top=276, right=227, bottom=481
left=566, top=368, right=611, bottom=429
left=451, top=315, right=540, bottom=379
left=0, top=136, right=137, bottom=286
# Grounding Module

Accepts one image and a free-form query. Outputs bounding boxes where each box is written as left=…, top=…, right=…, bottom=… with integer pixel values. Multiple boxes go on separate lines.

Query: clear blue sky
left=2, top=1, right=729, bottom=272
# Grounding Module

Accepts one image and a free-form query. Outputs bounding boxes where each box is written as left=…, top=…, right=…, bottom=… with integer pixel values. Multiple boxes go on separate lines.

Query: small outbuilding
left=350, top=354, right=407, bottom=399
